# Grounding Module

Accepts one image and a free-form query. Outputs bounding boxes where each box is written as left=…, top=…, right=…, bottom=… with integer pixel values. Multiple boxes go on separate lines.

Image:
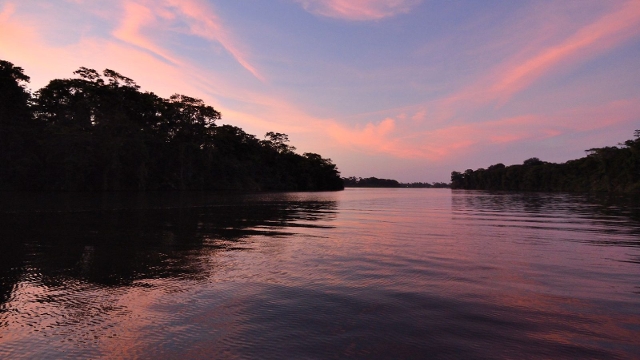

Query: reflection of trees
left=451, top=191, right=568, bottom=215
left=0, top=237, right=24, bottom=307
left=0, top=193, right=337, bottom=307
left=451, top=191, right=640, bottom=244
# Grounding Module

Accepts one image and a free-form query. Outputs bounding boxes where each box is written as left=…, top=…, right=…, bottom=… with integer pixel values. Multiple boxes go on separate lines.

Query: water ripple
left=0, top=189, right=639, bottom=358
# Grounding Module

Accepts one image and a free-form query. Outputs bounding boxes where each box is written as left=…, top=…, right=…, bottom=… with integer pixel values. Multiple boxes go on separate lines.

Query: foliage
left=343, top=177, right=401, bottom=187
left=0, top=60, right=343, bottom=192
left=402, top=182, right=450, bottom=188
left=451, top=133, right=640, bottom=193
left=0, top=60, right=40, bottom=189
left=343, top=177, right=450, bottom=188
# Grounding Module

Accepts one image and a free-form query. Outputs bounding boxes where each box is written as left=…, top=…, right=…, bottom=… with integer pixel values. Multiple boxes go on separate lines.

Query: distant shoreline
left=451, top=130, right=640, bottom=193
left=344, top=186, right=450, bottom=189
left=342, top=177, right=450, bottom=189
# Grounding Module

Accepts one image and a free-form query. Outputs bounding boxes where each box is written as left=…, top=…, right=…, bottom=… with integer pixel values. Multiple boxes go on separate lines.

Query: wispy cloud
left=321, top=90, right=640, bottom=162
left=322, top=115, right=537, bottom=161
left=0, top=2, right=15, bottom=21
left=2, top=0, right=639, bottom=180
left=0, top=0, right=304, bottom=135
left=113, top=1, right=181, bottom=65
left=327, top=117, right=397, bottom=152
left=442, top=0, right=640, bottom=110
left=159, top=0, right=265, bottom=81
left=112, top=0, right=263, bottom=81
left=294, top=0, right=421, bottom=21
left=488, top=0, right=640, bottom=103
left=324, top=1, right=640, bottom=162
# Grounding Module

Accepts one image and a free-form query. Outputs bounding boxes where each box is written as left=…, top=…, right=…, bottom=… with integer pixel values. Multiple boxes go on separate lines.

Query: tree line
left=343, top=176, right=450, bottom=188
left=0, top=60, right=343, bottom=192
left=451, top=131, right=640, bottom=193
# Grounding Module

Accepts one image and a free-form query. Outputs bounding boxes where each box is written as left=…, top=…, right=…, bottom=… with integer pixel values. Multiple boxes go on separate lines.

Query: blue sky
left=1, top=0, right=639, bottom=182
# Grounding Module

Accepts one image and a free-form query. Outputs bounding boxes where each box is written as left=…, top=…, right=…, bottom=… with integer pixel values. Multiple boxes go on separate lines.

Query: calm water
left=0, top=189, right=639, bottom=359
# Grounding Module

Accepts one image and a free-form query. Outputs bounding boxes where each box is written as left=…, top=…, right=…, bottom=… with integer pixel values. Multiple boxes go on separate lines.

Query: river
left=0, top=189, right=639, bottom=359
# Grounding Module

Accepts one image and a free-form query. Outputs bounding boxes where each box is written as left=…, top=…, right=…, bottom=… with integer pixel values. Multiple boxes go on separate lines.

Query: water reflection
left=451, top=190, right=640, bottom=247
left=1, top=189, right=639, bottom=359
left=0, top=192, right=337, bottom=303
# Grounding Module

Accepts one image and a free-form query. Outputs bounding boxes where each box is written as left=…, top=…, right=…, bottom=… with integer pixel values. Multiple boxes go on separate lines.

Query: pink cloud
left=294, top=0, right=421, bottom=21
left=361, top=0, right=640, bottom=164
left=0, top=5, right=205, bottom=98
left=160, top=0, right=265, bottom=81
left=489, top=0, right=640, bottom=102
left=0, top=7, right=309, bottom=143
left=409, top=116, right=542, bottom=160
left=3, top=0, right=639, bottom=176
left=411, top=109, right=427, bottom=123
left=112, top=0, right=263, bottom=81
left=0, top=6, right=55, bottom=76
left=113, top=2, right=181, bottom=65
left=0, top=2, right=15, bottom=21
left=317, top=113, right=538, bottom=161
left=436, top=1, right=640, bottom=114
left=325, top=117, right=411, bottom=156
left=320, top=93, right=640, bottom=163
left=423, top=97, right=640, bottom=160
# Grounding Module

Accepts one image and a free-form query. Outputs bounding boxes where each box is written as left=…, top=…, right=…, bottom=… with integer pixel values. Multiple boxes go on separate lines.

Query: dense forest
left=451, top=131, right=640, bottom=193
left=0, top=60, right=343, bottom=192
left=343, top=177, right=401, bottom=187
left=343, top=176, right=450, bottom=188
left=402, top=181, right=450, bottom=188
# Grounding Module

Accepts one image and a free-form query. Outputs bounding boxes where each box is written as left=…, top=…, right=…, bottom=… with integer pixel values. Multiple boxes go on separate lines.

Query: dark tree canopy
left=451, top=132, right=640, bottom=193
left=0, top=60, right=38, bottom=188
left=523, top=157, right=544, bottom=166
left=343, top=177, right=401, bottom=188
left=0, top=60, right=343, bottom=192
left=0, top=60, right=31, bottom=124
left=343, top=176, right=450, bottom=188
left=263, top=132, right=296, bottom=154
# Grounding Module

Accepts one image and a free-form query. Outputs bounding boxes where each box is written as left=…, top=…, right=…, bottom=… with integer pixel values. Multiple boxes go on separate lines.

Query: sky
left=1, top=0, right=639, bottom=182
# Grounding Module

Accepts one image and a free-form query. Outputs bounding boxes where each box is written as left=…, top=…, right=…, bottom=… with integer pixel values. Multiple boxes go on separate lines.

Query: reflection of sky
left=1, top=189, right=639, bottom=358
left=1, top=0, right=639, bottom=181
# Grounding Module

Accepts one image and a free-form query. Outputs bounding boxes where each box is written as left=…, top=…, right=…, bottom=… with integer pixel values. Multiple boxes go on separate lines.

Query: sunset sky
left=1, top=0, right=639, bottom=182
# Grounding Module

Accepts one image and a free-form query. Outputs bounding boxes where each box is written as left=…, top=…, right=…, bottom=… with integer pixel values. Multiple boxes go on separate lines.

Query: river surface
left=0, top=189, right=639, bottom=359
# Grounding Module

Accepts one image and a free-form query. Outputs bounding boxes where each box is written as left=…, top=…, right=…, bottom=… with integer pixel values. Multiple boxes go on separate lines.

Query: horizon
left=1, top=1, right=639, bottom=183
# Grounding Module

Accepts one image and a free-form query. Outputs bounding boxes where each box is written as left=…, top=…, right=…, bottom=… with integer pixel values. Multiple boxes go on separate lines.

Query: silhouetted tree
left=0, top=60, right=344, bottom=192
left=262, top=132, right=296, bottom=154
left=523, top=157, right=544, bottom=166
left=0, top=60, right=40, bottom=189
left=451, top=132, right=640, bottom=193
